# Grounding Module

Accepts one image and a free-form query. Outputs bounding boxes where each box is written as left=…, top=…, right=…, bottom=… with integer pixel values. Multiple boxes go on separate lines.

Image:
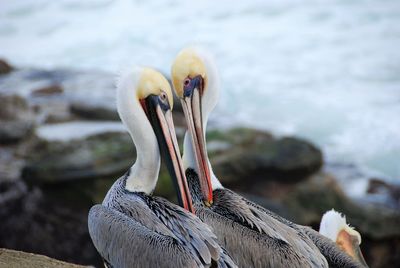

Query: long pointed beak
left=337, top=230, right=368, bottom=267
left=180, top=78, right=213, bottom=205
left=145, top=96, right=195, bottom=213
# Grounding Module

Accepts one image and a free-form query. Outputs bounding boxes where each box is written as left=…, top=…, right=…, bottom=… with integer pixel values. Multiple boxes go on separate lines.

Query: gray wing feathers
left=88, top=205, right=197, bottom=268
left=203, top=189, right=328, bottom=268
left=213, top=190, right=287, bottom=242
left=196, top=206, right=308, bottom=268
left=244, top=196, right=365, bottom=267
left=241, top=195, right=328, bottom=267
left=91, top=186, right=237, bottom=268
left=227, top=190, right=328, bottom=267
left=153, top=197, right=237, bottom=268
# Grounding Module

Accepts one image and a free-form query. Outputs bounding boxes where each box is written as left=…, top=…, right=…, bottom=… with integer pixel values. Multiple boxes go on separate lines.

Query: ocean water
left=1, top=0, right=400, bottom=191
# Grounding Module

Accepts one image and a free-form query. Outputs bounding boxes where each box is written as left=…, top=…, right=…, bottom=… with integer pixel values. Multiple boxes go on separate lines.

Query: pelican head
left=117, top=67, right=194, bottom=212
left=319, top=209, right=367, bottom=266
left=171, top=47, right=220, bottom=205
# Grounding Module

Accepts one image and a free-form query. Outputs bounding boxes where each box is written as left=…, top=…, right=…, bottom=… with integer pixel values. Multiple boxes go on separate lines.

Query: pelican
left=88, top=67, right=236, bottom=268
left=171, top=47, right=365, bottom=268
left=320, top=209, right=368, bottom=267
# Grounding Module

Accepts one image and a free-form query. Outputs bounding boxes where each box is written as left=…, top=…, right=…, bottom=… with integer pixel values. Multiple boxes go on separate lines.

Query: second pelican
left=171, top=47, right=365, bottom=268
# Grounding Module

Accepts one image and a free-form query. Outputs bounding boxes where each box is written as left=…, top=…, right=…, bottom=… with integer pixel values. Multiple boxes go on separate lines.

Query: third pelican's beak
left=143, top=95, right=195, bottom=213
left=180, top=75, right=213, bottom=205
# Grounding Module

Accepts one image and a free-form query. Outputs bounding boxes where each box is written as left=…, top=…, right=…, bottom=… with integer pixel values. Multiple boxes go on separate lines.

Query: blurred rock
left=0, top=180, right=28, bottom=207
left=31, top=84, right=64, bottom=96
left=0, top=94, right=35, bottom=144
left=0, top=146, right=25, bottom=182
left=0, top=68, right=187, bottom=124
left=70, top=102, right=119, bottom=121
left=0, top=94, right=31, bottom=120
left=0, top=248, right=89, bottom=268
left=0, top=68, right=116, bottom=123
left=367, top=178, right=400, bottom=208
left=0, top=59, right=13, bottom=75
left=0, top=180, right=102, bottom=266
left=208, top=128, right=323, bottom=184
left=364, top=237, right=400, bottom=268
left=22, top=121, right=133, bottom=183
left=0, top=121, right=34, bottom=144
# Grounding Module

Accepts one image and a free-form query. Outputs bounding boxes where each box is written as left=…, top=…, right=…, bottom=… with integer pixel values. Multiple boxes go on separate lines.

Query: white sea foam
left=37, top=121, right=126, bottom=142
left=1, top=0, right=399, bottom=184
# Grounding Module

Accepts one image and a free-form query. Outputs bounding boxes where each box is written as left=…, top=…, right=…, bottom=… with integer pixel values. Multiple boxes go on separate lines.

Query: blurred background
left=0, top=0, right=399, bottom=267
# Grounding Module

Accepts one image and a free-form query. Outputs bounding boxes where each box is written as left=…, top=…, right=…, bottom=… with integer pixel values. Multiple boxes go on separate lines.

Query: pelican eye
left=160, top=91, right=167, bottom=102
left=158, top=91, right=170, bottom=111
left=183, top=78, right=191, bottom=87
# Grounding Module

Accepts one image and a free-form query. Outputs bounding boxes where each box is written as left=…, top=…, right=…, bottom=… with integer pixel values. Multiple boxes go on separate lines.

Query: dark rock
left=0, top=121, right=34, bottom=144
left=0, top=180, right=28, bottom=206
left=0, top=94, right=32, bottom=121
left=362, top=237, right=400, bottom=268
left=0, top=94, right=35, bottom=144
left=70, top=102, right=119, bottom=121
left=0, top=180, right=102, bottom=266
left=209, top=128, right=323, bottom=185
left=0, top=68, right=116, bottom=122
left=367, top=178, right=400, bottom=207
left=31, top=84, right=64, bottom=96
left=22, top=122, right=133, bottom=183
left=0, top=248, right=89, bottom=268
left=0, top=59, right=13, bottom=75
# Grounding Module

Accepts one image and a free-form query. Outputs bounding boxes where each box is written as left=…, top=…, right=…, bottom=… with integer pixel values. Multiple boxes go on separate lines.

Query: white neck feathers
left=116, top=68, right=160, bottom=193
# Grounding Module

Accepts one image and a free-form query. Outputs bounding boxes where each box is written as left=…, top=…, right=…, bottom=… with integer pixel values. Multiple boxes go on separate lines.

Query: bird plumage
left=88, top=67, right=236, bottom=268
left=89, top=176, right=236, bottom=268
left=171, top=47, right=366, bottom=268
left=186, top=168, right=328, bottom=268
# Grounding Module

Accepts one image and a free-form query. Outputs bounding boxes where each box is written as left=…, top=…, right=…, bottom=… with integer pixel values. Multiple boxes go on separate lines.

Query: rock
left=0, top=180, right=28, bottom=207
left=0, top=94, right=32, bottom=121
left=367, top=178, right=400, bottom=208
left=0, top=68, right=115, bottom=122
left=208, top=128, right=323, bottom=184
left=31, top=84, right=64, bottom=96
left=0, top=180, right=102, bottom=266
left=0, top=121, right=34, bottom=144
left=70, top=102, right=119, bottom=121
left=0, top=59, right=13, bottom=75
left=0, top=94, right=35, bottom=144
left=0, top=68, right=187, bottom=124
left=0, top=248, right=89, bottom=268
left=0, top=146, right=25, bottom=181
left=364, top=238, right=400, bottom=268
left=61, top=69, right=117, bottom=121
left=22, top=121, right=133, bottom=183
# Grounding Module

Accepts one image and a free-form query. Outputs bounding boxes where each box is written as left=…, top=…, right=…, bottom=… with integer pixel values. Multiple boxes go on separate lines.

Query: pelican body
left=88, top=67, right=236, bottom=268
left=171, top=48, right=366, bottom=268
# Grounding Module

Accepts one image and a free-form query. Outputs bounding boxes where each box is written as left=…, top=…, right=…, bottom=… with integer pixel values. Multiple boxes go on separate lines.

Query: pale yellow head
left=136, top=67, right=174, bottom=109
left=171, top=48, right=207, bottom=98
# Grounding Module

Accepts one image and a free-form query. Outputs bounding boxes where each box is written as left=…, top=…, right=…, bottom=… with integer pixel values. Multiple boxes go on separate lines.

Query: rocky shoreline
left=0, top=60, right=399, bottom=267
